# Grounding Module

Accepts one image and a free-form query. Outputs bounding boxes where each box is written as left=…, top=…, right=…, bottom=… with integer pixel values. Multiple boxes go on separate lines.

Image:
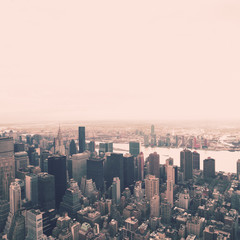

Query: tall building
left=99, top=142, right=113, bottom=155
left=105, top=153, right=124, bottom=191
left=166, top=159, right=174, bottom=207
left=87, top=157, right=104, bottom=191
left=0, top=200, right=10, bottom=232
left=26, top=209, right=45, bottom=240
left=59, top=179, right=81, bottom=219
left=203, top=158, right=215, bottom=178
left=148, top=152, right=160, bottom=178
left=180, top=149, right=193, bottom=181
left=14, top=143, right=25, bottom=153
left=40, top=150, right=50, bottom=172
left=0, top=137, right=15, bottom=200
left=150, top=194, right=160, bottom=217
left=69, top=140, right=77, bottom=156
left=14, top=151, right=29, bottom=173
left=9, top=181, right=21, bottom=214
left=48, top=155, right=67, bottom=209
left=136, top=152, right=144, bottom=181
left=25, top=174, right=38, bottom=206
left=78, top=127, right=86, bottom=153
left=129, top=142, right=140, bottom=157
left=145, top=175, right=159, bottom=201
left=87, top=141, right=95, bottom=153
left=237, top=159, right=240, bottom=180
left=112, top=177, right=121, bottom=205
left=38, top=173, right=55, bottom=211
left=192, top=151, right=200, bottom=170
left=72, top=152, right=90, bottom=186
left=160, top=198, right=172, bottom=224
left=123, top=154, right=134, bottom=188
left=151, top=125, right=155, bottom=135
left=54, top=126, right=65, bottom=155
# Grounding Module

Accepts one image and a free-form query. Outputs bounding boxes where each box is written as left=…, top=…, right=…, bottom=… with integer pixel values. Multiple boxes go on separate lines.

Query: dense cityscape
left=0, top=123, right=240, bottom=240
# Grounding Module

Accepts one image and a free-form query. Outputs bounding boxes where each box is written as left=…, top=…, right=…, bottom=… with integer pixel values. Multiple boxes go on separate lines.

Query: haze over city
left=1, top=0, right=240, bottom=123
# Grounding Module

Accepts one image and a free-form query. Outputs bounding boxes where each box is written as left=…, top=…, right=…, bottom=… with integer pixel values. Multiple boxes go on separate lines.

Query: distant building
left=145, top=175, right=159, bottom=201
left=99, top=142, right=113, bottom=155
left=69, top=140, right=77, bottom=156
left=25, top=174, right=38, bottom=206
left=14, top=151, right=29, bottom=173
left=160, top=198, right=172, bottom=224
left=54, top=126, right=65, bottom=155
left=180, top=149, right=193, bottom=181
left=179, top=190, right=191, bottom=210
left=136, top=152, right=144, bottom=181
left=237, top=159, right=240, bottom=180
left=48, top=155, right=67, bottom=209
left=203, top=158, right=215, bottom=178
left=192, top=151, right=200, bottom=170
left=78, top=127, right=86, bottom=153
left=112, top=177, right=121, bottom=205
left=123, top=153, right=135, bottom=188
left=148, top=152, right=160, bottom=178
left=129, top=142, right=140, bottom=157
left=150, top=194, right=160, bottom=217
left=0, top=137, right=15, bottom=200
left=0, top=200, right=9, bottom=232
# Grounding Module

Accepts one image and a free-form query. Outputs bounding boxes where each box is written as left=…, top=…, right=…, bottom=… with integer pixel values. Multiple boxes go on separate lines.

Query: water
left=112, top=143, right=240, bottom=173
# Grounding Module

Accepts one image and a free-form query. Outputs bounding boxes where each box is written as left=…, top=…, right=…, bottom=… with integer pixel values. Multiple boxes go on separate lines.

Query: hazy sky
left=1, top=0, right=240, bottom=123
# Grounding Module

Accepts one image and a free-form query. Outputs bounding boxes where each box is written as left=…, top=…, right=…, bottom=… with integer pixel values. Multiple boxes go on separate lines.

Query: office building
left=72, top=152, right=90, bottom=186
left=129, top=142, right=140, bottom=157
left=192, top=151, right=200, bottom=170
left=25, top=174, right=38, bottom=206
left=112, top=177, right=121, bottom=205
left=78, top=127, right=86, bottom=153
left=26, top=209, right=45, bottom=240
left=48, top=155, right=67, bottom=209
left=179, top=190, right=191, bottom=210
left=40, top=150, right=50, bottom=172
left=0, top=200, right=9, bottom=232
left=180, top=149, right=193, bottom=181
left=148, top=152, right=160, bottom=178
left=203, top=158, right=215, bottom=178
left=99, top=142, right=113, bottom=155
left=150, top=194, right=160, bottom=217
left=38, top=173, right=55, bottom=211
left=104, top=153, right=124, bottom=191
left=54, top=126, right=65, bottom=155
left=87, top=157, right=104, bottom=191
left=69, top=140, right=77, bottom=156
left=10, top=181, right=21, bottom=214
left=136, top=152, right=144, bottom=181
left=160, top=198, right=172, bottom=224
left=0, top=137, right=15, bottom=200
left=14, top=143, right=24, bottom=153
left=123, top=153, right=134, bottom=188
left=14, top=151, right=29, bottom=173
left=145, top=175, right=159, bottom=201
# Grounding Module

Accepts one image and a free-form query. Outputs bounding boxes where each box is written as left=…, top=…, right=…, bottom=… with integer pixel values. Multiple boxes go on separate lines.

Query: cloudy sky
left=1, top=0, right=240, bottom=123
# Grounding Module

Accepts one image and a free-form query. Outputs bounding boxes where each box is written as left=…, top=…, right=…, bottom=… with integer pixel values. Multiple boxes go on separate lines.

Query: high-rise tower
left=78, top=127, right=86, bottom=153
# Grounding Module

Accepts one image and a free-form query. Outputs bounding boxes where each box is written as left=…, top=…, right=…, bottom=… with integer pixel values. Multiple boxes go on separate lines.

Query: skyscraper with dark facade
left=87, top=157, right=104, bottom=191
left=192, top=151, right=200, bottom=170
left=78, top=127, right=86, bottom=153
left=69, top=140, right=77, bottom=156
left=0, top=137, right=15, bottom=200
left=48, top=155, right=67, bottom=209
left=104, top=153, right=124, bottom=191
left=180, top=149, right=193, bottom=181
left=123, top=154, right=134, bottom=189
left=40, top=150, right=51, bottom=172
left=136, top=152, right=144, bottom=181
left=203, top=158, right=215, bottom=178
left=148, top=152, right=160, bottom=179
left=129, top=142, right=140, bottom=157
left=38, top=173, right=55, bottom=211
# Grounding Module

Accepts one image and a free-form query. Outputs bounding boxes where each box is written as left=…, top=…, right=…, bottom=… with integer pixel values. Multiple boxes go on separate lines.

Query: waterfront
left=112, top=143, right=240, bottom=173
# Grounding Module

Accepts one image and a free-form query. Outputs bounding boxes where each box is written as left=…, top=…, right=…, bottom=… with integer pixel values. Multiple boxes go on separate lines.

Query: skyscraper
left=136, top=152, right=144, bottom=181
left=0, top=137, right=15, bottom=200
left=129, top=142, right=140, bottom=157
left=25, top=174, right=38, bottom=206
left=87, top=157, right=104, bottom=191
left=40, top=150, right=50, bottom=172
left=104, top=153, right=124, bottom=191
left=54, top=126, right=65, bottom=155
left=78, top=127, right=86, bottom=153
left=192, top=151, right=200, bottom=170
left=0, top=200, right=9, bottom=232
left=203, top=158, right=215, bottom=178
left=14, top=151, right=29, bottom=173
left=112, top=177, right=121, bottom=205
left=160, top=198, right=172, bottom=224
left=237, top=159, right=240, bottom=180
left=38, top=173, right=55, bottom=211
left=166, top=158, right=174, bottom=207
left=145, top=175, right=159, bottom=201
left=148, top=152, right=160, bottom=178
left=48, top=155, right=67, bottom=209
left=26, top=209, right=45, bottom=240
left=72, top=152, right=90, bottom=186
left=180, top=149, right=193, bottom=181
left=69, top=140, right=77, bottom=156
left=10, top=181, right=21, bottom=214
left=123, top=154, right=134, bottom=189
left=150, top=194, right=160, bottom=217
